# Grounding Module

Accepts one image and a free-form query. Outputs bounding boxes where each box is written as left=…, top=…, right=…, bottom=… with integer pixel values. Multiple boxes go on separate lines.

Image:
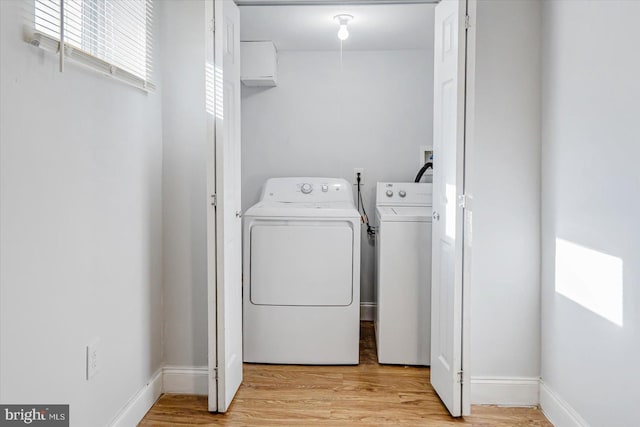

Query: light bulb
left=338, top=24, right=349, bottom=41
left=334, top=14, right=353, bottom=41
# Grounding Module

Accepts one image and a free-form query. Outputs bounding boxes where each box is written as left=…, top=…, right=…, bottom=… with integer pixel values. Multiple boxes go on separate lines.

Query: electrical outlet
left=86, top=338, right=100, bottom=380
left=420, top=146, right=434, bottom=168
left=353, top=168, right=365, bottom=185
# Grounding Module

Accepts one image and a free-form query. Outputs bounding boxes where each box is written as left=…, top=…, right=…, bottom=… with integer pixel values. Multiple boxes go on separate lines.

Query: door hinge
left=209, top=18, right=215, bottom=33
left=458, top=194, right=467, bottom=209
left=457, top=370, right=464, bottom=384
left=211, top=367, right=218, bottom=380
left=465, top=14, right=471, bottom=30
left=211, top=194, right=217, bottom=207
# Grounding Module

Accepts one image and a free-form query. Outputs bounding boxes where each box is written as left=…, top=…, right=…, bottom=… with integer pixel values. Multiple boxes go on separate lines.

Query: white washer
left=243, top=177, right=361, bottom=365
left=375, top=182, right=433, bottom=365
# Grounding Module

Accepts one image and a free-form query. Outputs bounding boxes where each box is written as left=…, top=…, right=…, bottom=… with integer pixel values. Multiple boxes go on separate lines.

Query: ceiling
left=237, top=0, right=436, bottom=4
left=239, top=3, right=435, bottom=51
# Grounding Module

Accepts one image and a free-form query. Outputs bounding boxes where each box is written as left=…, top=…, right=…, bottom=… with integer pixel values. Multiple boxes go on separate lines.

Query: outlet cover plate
left=86, top=338, right=100, bottom=380
left=353, top=168, right=365, bottom=185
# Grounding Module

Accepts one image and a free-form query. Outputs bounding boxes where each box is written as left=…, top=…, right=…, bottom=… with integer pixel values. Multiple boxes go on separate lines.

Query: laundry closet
left=202, top=0, right=470, bottom=415
left=238, top=2, right=435, bottom=367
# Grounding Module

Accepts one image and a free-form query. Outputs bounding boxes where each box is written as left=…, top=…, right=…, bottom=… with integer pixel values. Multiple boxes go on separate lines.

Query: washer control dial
left=301, top=183, right=313, bottom=194
left=399, top=190, right=407, bottom=198
left=386, top=190, right=394, bottom=197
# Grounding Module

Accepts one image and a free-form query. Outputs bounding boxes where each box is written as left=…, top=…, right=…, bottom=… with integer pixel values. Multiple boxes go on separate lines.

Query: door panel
left=430, top=0, right=467, bottom=418
left=208, top=0, right=242, bottom=414
left=206, top=0, right=216, bottom=412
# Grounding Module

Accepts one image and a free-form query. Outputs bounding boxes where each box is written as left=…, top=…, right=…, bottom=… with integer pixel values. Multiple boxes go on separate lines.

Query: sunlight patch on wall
left=206, top=62, right=215, bottom=116
left=205, top=62, right=224, bottom=120
left=555, top=238, right=623, bottom=326
left=445, top=183, right=456, bottom=239
left=215, top=64, right=224, bottom=120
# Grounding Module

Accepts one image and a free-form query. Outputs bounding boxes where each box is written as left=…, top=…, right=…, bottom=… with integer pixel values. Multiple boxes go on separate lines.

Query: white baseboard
left=108, top=366, right=207, bottom=426
left=109, top=368, right=163, bottom=427
left=162, top=365, right=209, bottom=395
left=360, top=302, right=376, bottom=321
left=540, top=381, right=590, bottom=427
left=470, top=376, right=540, bottom=406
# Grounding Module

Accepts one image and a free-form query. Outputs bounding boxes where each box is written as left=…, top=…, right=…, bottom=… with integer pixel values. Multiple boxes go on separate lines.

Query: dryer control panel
left=260, top=177, right=354, bottom=203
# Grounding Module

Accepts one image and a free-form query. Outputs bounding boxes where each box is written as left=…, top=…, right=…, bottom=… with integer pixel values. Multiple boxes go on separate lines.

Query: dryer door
left=250, top=221, right=354, bottom=306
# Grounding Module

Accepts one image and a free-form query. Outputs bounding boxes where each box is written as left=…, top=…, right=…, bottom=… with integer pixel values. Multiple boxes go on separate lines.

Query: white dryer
left=243, top=177, right=361, bottom=365
left=375, top=182, right=433, bottom=365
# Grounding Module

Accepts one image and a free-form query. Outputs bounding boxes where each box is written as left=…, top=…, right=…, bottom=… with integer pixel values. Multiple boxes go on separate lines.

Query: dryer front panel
left=249, top=221, right=354, bottom=306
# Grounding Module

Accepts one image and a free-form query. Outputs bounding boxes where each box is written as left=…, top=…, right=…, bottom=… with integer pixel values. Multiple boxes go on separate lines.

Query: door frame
left=460, top=0, right=477, bottom=416
left=205, top=0, right=218, bottom=413
left=206, top=0, right=478, bottom=416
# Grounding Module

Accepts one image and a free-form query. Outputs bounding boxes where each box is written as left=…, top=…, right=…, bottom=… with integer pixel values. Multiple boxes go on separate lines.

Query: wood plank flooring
left=140, top=322, right=551, bottom=426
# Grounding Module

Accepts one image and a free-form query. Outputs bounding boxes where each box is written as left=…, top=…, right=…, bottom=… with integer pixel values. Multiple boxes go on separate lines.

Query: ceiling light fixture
left=334, top=14, right=354, bottom=41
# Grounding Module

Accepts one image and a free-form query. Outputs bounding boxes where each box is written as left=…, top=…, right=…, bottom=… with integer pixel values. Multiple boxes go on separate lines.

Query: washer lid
left=245, top=201, right=360, bottom=218
left=377, top=206, right=432, bottom=222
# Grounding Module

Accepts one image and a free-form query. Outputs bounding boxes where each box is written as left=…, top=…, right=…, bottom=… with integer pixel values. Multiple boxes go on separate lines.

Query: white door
left=430, top=0, right=468, bottom=417
left=206, top=0, right=243, bottom=413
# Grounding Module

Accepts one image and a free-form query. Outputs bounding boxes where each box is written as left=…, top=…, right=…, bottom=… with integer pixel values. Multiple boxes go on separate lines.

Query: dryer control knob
left=399, top=190, right=407, bottom=198
left=301, top=183, right=313, bottom=194
left=386, top=190, right=394, bottom=197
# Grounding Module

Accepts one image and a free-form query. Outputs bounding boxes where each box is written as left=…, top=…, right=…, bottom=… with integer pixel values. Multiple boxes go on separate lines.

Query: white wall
left=159, top=0, right=209, bottom=368
left=241, top=49, right=434, bottom=303
left=0, top=1, right=163, bottom=425
left=540, top=1, right=640, bottom=425
left=469, top=0, right=542, bottom=400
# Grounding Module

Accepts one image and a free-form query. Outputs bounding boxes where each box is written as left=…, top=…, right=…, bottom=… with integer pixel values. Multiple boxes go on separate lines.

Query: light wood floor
left=140, top=322, right=551, bottom=426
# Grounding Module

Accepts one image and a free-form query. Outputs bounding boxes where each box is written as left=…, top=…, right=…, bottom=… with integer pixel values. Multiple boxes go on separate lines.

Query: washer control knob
left=399, top=190, right=407, bottom=198
left=321, top=184, right=329, bottom=192
left=386, top=190, right=394, bottom=197
left=301, top=183, right=313, bottom=194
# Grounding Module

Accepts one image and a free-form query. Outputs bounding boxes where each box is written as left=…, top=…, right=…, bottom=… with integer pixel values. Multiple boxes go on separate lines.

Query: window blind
left=31, top=0, right=154, bottom=90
